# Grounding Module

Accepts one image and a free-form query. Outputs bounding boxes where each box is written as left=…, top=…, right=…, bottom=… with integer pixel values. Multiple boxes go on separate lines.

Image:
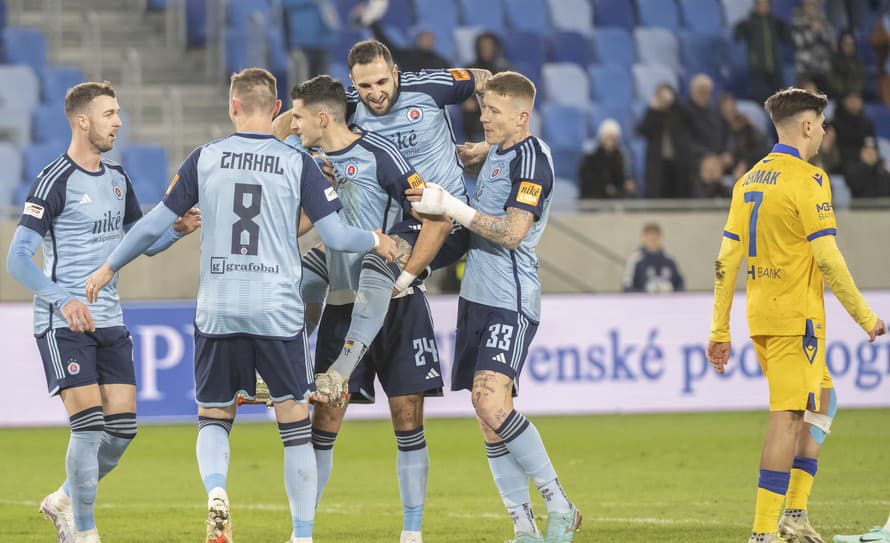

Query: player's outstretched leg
left=833, top=515, right=890, bottom=543
left=276, top=406, right=316, bottom=543
left=391, top=395, right=429, bottom=543
left=197, top=415, right=234, bottom=543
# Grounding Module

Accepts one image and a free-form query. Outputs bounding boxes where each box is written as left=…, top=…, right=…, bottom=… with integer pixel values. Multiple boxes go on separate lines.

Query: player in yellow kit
left=707, top=88, right=886, bottom=543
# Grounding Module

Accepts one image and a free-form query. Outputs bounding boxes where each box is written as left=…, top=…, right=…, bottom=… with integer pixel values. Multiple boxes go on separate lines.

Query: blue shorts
left=194, top=330, right=313, bottom=407
left=388, top=218, right=469, bottom=271
left=36, top=326, right=135, bottom=396
left=451, top=298, right=539, bottom=395
left=315, top=291, right=444, bottom=403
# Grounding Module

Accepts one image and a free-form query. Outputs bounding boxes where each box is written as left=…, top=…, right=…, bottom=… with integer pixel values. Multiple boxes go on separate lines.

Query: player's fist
left=706, top=340, right=731, bottom=374
left=372, top=230, right=398, bottom=263
left=868, top=318, right=887, bottom=342
left=173, top=207, right=201, bottom=235
left=458, top=141, right=490, bottom=166
left=61, top=299, right=95, bottom=333
left=85, top=263, right=115, bottom=304
left=411, top=183, right=447, bottom=215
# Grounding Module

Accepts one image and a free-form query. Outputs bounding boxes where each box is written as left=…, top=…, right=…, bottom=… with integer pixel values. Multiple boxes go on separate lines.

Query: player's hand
left=372, top=230, right=398, bottom=263
left=410, top=183, right=448, bottom=215
left=85, top=264, right=115, bottom=304
left=173, top=207, right=201, bottom=235
left=458, top=141, right=489, bottom=166
left=61, top=299, right=95, bottom=333
left=868, top=318, right=887, bottom=342
left=313, top=153, right=336, bottom=187
left=706, top=341, right=731, bottom=374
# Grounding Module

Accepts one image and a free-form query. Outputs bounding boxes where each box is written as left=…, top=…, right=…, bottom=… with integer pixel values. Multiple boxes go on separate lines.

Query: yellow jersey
left=723, top=144, right=837, bottom=339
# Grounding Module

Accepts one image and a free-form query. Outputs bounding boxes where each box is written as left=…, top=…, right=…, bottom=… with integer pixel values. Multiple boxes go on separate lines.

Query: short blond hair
left=485, top=71, right=536, bottom=106
left=230, top=67, right=277, bottom=114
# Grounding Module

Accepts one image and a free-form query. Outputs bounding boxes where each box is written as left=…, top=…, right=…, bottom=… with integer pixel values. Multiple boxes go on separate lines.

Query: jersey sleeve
left=722, top=182, right=746, bottom=242
left=345, top=86, right=359, bottom=121
left=123, top=174, right=144, bottom=226
left=163, top=147, right=202, bottom=216
left=372, top=144, right=424, bottom=211
left=299, top=152, right=343, bottom=222
left=505, top=143, right=553, bottom=220
left=401, top=69, right=476, bottom=107
left=17, top=168, right=70, bottom=237
left=796, top=169, right=838, bottom=241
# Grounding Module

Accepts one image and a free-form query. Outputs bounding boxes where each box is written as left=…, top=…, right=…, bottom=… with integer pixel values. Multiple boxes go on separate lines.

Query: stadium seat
left=459, top=0, right=505, bottom=33
left=327, top=29, right=371, bottom=67
left=634, top=28, right=680, bottom=71
left=552, top=177, right=580, bottom=205
left=415, top=0, right=459, bottom=33
left=41, top=66, right=85, bottom=104
left=865, top=103, right=890, bottom=140
left=0, top=106, right=31, bottom=147
left=771, top=0, right=799, bottom=24
left=678, top=32, right=726, bottom=81
left=541, top=102, right=588, bottom=150
left=550, top=148, right=582, bottom=179
left=285, top=0, right=336, bottom=49
left=328, top=61, right=350, bottom=85
left=589, top=102, right=633, bottom=142
left=379, top=0, right=414, bottom=28
left=635, top=0, right=680, bottom=31
left=830, top=174, right=851, bottom=209
left=23, top=141, right=66, bottom=182
left=0, top=142, right=22, bottom=206
left=629, top=137, right=646, bottom=188
left=722, top=0, right=753, bottom=28
left=632, top=63, right=679, bottom=101
left=185, top=0, right=207, bottom=47
left=31, top=105, right=69, bottom=145
left=453, top=26, right=483, bottom=65
left=678, top=0, right=724, bottom=34
left=2, top=27, right=47, bottom=72
left=542, top=63, right=590, bottom=108
left=548, top=31, right=591, bottom=67
left=547, top=0, right=593, bottom=36
left=226, top=0, right=271, bottom=34
left=123, top=145, right=169, bottom=205
left=588, top=64, right=633, bottom=108
left=592, top=27, right=634, bottom=67
left=13, top=180, right=31, bottom=207
left=735, top=99, right=770, bottom=135
left=513, top=60, right=543, bottom=89
left=503, top=31, right=546, bottom=67
left=504, top=0, right=550, bottom=34
left=593, top=0, right=635, bottom=30
left=334, top=0, right=362, bottom=23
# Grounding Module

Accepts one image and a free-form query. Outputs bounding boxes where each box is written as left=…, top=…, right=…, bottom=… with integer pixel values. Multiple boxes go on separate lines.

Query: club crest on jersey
left=67, top=359, right=81, bottom=375
left=490, top=167, right=501, bottom=178
left=112, top=183, right=124, bottom=200
left=345, top=162, right=358, bottom=177
left=406, top=107, right=423, bottom=124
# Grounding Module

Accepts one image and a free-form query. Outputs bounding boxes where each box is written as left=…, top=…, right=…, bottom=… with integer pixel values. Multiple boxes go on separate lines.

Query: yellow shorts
left=753, top=335, right=829, bottom=412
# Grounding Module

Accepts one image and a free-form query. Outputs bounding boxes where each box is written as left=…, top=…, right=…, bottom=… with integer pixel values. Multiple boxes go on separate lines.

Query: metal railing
left=205, top=0, right=226, bottom=81
left=121, top=47, right=144, bottom=129
left=165, top=0, right=187, bottom=50
left=41, top=0, right=63, bottom=62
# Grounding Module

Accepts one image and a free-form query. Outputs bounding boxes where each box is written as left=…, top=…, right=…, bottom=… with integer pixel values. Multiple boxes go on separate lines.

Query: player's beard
left=363, top=93, right=394, bottom=116
left=89, top=125, right=115, bottom=153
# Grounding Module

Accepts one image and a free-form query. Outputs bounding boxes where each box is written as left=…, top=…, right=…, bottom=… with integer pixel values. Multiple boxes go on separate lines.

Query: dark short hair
left=229, top=67, right=277, bottom=114
left=764, top=87, right=828, bottom=125
left=64, top=81, right=115, bottom=118
left=642, top=223, right=662, bottom=235
left=347, top=40, right=392, bottom=70
left=290, top=75, right=347, bottom=121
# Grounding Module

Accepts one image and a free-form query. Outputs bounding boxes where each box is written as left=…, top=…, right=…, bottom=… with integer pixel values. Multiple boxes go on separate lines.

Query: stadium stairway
left=12, top=0, right=231, bottom=175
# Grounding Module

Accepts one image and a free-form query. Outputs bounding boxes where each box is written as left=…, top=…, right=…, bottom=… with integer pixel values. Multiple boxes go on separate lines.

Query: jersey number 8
left=232, top=183, right=262, bottom=256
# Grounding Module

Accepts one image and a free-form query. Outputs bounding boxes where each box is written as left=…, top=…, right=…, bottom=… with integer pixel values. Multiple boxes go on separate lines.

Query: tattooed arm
left=468, top=207, right=534, bottom=250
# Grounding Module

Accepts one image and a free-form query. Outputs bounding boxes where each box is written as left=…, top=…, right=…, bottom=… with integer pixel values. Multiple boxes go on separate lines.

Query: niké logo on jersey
left=92, top=210, right=123, bottom=234
left=388, top=130, right=418, bottom=151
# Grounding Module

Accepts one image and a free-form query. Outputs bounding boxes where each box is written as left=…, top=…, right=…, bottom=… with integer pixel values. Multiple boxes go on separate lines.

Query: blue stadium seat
left=865, top=103, right=890, bottom=140
left=593, top=0, right=635, bottom=30
left=771, top=0, right=799, bottom=24
left=0, top=64, right=40, bottom=112
left=512, top=60, right=543, bottom=88
left=415, top=0, right=459, bottom=32
left=541, top=102, right=588, bottom=149
left=552, top=177, right=580, bottom=205
left=592, top=27, right=634, bottom=67
left=635, top=0, right=680, bottom=31
left=629, top=137, right=646, bottom=188
left=453, top=26, right=483, bottom=65
left=2, top=27, right=47, bottom=72
left=830, top=174, right=851, bottom=209
left=547, top=0, right=593, bottom=36
left=123, top=145, right=169, bottom=205
left=0, top=142, right=22, bottom=206
left=459, top=0, right=505, bottom=33
left=23, top=141, right=66, bottom=182
left=40, top=66, right=84, bottom=104
left=632, top=63, right=679, bottom=101
left=542, top=63, right=590, bottom=108
left=334, top=0, right=362, bottom=23
left=735, top=99, right=770, bottom=135
left=503, top=31, right=546, bottom=67
left=379, top=0, right=414, bottom=28
left=588, top=64, right=633, bottom=108
left=186, top=0, right=207, bottom=47
left=678, top=0, right=723, bottom=34
left=327, top=29, right=371, bottom=67
left=634, top=28, right=679, bottom=71
left=0, top=106, right=31, bottom=147
left=225, top=30, right=249, bottom=74
left=226, top=0, right=271, bottom=34
left=328, top=61, right=350, bottom=85
left=550, top=148, right=582, bottom=178
left=430, top=26, right=455, bottom=62
left=722, top=0, right=753, bottom=28
left=0, top=0, right=6, bottom=31
left=548, top=31, right=591, bottom=67
left=504, top=0, right=550, bottom=34
left=285, top=0, right=335, bottom=49
left=679, top=32, right=726, bottom=81
left=32, top=105, right=69, bottom=145
left=589, top=102, right=632, bottom=142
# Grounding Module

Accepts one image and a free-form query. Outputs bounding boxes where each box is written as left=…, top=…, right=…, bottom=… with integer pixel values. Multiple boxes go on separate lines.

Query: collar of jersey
left=324, top=126, right=366, bottom=156
left=234, top=131, right=276, bottom=139
left=495, top=134, right=534, bottom=156
left=771, top=143, right=801, bottom=159
left=65, top=153, right=106, bottom=177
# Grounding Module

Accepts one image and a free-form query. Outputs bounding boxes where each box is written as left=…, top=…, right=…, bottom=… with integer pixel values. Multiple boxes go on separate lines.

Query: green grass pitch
left=1, top=409, right=887, bottom=542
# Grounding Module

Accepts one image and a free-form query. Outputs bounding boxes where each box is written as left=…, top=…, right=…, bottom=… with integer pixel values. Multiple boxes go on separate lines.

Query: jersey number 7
left=744, top=191, right=763, bottom=257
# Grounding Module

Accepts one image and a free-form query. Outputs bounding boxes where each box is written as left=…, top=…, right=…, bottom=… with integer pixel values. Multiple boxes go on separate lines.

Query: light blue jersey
left=347, top=69, right=474, bottom=201
left=461, top=136, right=554, bottom=321
left=163, top=133, right=342, bottom=339
left=18, top=154, right=143, bottom=334
left=323, top=127, right=421, bottom=296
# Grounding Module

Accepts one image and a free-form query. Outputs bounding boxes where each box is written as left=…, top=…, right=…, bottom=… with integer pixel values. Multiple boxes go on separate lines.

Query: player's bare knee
left=199, top=405, right=237, bottom=421
left=273, top=398, right=310, bottom=424
left=311, top=402, right=347, bottom=432
left=389, top=394, right=424, bottom=431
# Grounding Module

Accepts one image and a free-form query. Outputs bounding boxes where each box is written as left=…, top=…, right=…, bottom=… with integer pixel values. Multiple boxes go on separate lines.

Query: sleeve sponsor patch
left=407, top=172, right=425, bottom=189
left=448, top=68, right=471, bottom=81
left=23, top=202, right=45, bottom=219
left=165, top=174, right=179, bottom=196
left=516, top=181, right=543, bottom=206
left=324, top=186, right=338, bottom=201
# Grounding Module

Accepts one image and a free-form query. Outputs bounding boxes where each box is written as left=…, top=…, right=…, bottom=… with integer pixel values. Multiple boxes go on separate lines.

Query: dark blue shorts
left=451, top=298, right=539, bottom=396
left=388, top=218, right=469, bottom=271
left=194, top=330, right=313, bottom=407
left=315, top=291, right=444, bottom=403
left=35, top=326, right=135, bottom=396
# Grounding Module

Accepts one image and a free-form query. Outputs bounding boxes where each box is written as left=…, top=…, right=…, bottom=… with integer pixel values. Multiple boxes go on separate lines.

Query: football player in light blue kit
left=286, top=75, right=450, bottom=543
left=5, top=82, right=200, bottom=543
left=86, top=68, right=397, bottom=543
left=409, top=72, right=581, bottom=543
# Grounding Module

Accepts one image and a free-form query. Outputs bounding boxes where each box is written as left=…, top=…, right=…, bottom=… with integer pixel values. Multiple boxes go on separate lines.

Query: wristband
left=394, top=271, right=417, bottom=292
left=371, top=231, right=380, bottom=250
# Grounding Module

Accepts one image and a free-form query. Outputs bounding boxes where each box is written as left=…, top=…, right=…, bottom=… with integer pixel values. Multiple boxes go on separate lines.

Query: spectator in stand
left=870, top=6, right=890, bottom=105
left=623, top=223, right=685, bottom=293
left=833, top=91, right=876, bottom=170
left=791, top=0, right=835, bottom=92
left=638, top=83, right=694, bottom=198
left=354, top=0, right=450, bottom=72
left=462, top=33, right=511, bottom=142
left=812, top=123, right=842, bottom=173
left=718, top=93, right=771, bottom=179
left=734, top=0, right=792, bottom=103
left=843, top=136, right=890, bottom=197
left=696, top=153, right=732, bottom=198
left=683, top=74, right=726, bottom=162
left=578, top=119, right=637, bottom=199
left=830, top=31, right=864, bottom=99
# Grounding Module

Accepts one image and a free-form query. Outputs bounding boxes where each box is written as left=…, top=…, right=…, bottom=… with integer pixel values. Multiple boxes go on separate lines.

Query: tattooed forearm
left=392, top=235, right=414, bottom=270
left=469, top=68, right=492, bottom=94
left=469, top=207, right=534, bottom=250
